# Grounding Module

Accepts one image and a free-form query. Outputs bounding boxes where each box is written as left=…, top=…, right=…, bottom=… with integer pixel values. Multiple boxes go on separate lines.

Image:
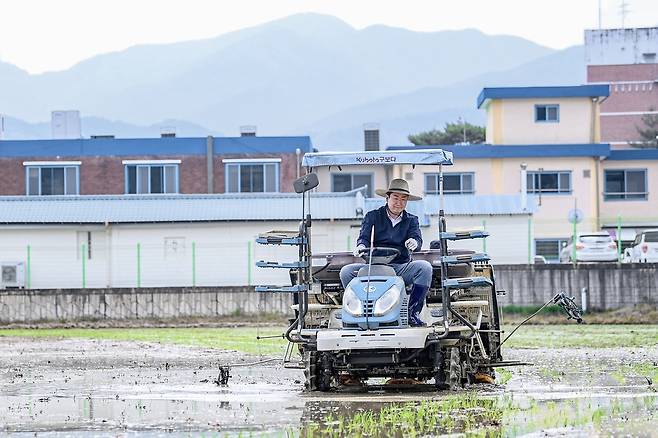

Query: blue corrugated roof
left=0, top=191, right=363, bottom=224
left=387, top=144, right=611, bottom=158
left=477, top=85, right=610, bottom=108
left=423, top=194, right=538, bottom=215
left=607, top=149, right=658, bottom=160
left=0, top=191, right=535, bottom=224
left=364, top=195, right=536, bottom=222
left=0, top=136, right=313, bottom=157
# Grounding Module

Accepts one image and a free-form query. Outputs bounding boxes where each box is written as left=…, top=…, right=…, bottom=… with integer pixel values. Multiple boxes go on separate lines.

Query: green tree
left=408, top=121, right=485, bottom=145
left=635, top=109, right=658, bottom=148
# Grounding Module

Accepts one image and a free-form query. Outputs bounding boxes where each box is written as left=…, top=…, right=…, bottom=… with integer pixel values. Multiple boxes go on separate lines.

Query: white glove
left=405, top=238, right=418, bottom=252
left=353, top=244, right=366, bottom=257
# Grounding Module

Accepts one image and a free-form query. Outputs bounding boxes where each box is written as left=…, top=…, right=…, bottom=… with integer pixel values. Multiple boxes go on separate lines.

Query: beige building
left=318, top=85, right=657, bottom=261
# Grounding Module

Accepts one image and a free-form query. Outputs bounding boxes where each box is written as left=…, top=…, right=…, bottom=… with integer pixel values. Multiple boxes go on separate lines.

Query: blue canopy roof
left=387, top=144, right=611, bottom=158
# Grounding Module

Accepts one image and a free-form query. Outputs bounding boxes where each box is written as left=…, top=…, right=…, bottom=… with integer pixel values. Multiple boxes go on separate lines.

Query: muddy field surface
left=1, top=336, right=657, bottom=437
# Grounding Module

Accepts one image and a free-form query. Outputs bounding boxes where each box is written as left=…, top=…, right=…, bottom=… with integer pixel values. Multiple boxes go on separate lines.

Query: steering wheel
left=356, top=246, right=401, bottom=264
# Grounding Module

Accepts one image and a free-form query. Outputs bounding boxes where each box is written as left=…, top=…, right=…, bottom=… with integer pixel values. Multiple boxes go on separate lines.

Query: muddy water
left=0, top=337, right=656, bottom=436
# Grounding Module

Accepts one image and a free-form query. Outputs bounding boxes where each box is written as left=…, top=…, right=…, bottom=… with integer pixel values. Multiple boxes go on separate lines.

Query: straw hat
left=375, top=178, right=422, bottom=201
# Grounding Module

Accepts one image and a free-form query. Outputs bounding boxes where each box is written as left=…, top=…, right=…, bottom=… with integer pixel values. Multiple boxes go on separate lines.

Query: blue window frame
left=26, top=165, right=79, bottom=195
left=527, top=171, right=571, bottom=194
left=535, top=104, right=559, bottom=123
left=225, top=162, right=280, bottom=193
left=125, top=164, right=179, bottom=194
left=424, top=172, right=474, bottom=195
left=331, top=173, right=373, bottom=197
left=604, top=169, right=647, bottom=200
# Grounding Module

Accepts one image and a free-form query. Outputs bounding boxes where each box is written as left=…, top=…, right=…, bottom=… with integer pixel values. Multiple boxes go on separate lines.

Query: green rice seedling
left=496, top=368, right=513, bottom=385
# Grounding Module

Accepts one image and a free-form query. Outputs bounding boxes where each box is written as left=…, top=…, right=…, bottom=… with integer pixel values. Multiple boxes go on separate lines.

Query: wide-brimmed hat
left=375, top=178, right=422, bottom=201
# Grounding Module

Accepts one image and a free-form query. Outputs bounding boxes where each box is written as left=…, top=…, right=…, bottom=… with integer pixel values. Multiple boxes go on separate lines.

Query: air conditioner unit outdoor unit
left=1, top=262, right=26, bottom=289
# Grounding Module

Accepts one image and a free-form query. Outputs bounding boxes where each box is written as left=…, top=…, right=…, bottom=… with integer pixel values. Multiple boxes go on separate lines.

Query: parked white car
left=624, top=229, right=658, bottom=263
left=559, top=232, right=618, bottom=263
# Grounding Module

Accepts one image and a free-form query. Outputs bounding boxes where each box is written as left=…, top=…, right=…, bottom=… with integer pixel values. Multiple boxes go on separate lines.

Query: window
left=604, top=169, right=647, bottom=200
left=527, top=171, right=571, bottom=194
left=425, top=173, right=474, bottom=195
left=25, top=164, right=79, bottom=195
left=225, top=161, right=279, bottom=193
left=535, top=238, right=568, bottom=262
left=124, top=162, right=179, bottom=194
left=331, top=173, right=373, bottom=197
left=535, top=104, right=559, bottom=122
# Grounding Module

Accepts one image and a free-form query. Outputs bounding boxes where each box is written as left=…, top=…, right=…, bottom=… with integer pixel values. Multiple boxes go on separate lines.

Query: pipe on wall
left=206, top=136, right=214, bottom=193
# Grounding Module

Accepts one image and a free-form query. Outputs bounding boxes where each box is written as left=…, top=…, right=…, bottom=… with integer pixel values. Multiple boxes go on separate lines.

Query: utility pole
left=619, top=0, right=630, bottom=29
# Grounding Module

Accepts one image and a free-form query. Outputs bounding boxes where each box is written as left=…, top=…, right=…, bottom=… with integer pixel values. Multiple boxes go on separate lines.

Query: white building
left=0, top=190, right=535, bottom=290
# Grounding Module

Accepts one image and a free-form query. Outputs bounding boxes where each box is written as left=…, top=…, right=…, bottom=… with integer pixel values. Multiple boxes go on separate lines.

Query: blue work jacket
left=357, top=205, right=423, bottom=264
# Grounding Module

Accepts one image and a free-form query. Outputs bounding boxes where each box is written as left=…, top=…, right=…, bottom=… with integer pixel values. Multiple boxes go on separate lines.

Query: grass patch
left=300, top=394, right=506, bottom=437
left=496, top=368, right=513, bottom=385
left=503, top=324, right=658, bottom=349
left=502, top=304, right=564, bottom=316
left=4, top=324, right=658, bottom=353
left=0, top=327, right=288, bottom=355
left=614, top=362, right=658, bottom=384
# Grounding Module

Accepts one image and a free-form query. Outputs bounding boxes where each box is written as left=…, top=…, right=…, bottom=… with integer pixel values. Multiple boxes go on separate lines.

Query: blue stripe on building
left=477, top=85, right=610, bottom=108
left=387, top=144, right=611, bottom=158
left=607, top=149, right=658, bottom=161
left=0, top=136, right=313, bottom=157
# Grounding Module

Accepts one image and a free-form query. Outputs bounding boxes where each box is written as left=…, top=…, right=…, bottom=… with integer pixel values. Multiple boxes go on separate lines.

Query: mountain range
left=0, top=13, right=586, bottom=149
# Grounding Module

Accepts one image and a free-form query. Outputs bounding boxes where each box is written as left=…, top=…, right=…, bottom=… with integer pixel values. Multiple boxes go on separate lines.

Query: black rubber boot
left=408, top=283, right=429, bottom=327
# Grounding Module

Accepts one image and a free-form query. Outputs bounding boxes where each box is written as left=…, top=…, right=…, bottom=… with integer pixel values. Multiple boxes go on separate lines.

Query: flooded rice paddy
left=0, top=326, right=656, bottom=437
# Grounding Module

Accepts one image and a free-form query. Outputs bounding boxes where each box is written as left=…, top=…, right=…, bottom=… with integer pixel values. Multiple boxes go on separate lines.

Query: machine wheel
left=303, top=350, right=332, bottom=392
left=448, top=347, right=462, bottom=390
left=433, top=347, right=449, bottom=390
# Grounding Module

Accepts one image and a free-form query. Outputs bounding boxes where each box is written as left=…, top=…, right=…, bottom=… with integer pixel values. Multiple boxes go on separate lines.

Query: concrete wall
left=495, top=263, right=658, bottom=311
left=585, top=28, right=658, bottom=66
left=0, top=287, right=293, bottom=323
left=1, top=264, right=656, bottom=323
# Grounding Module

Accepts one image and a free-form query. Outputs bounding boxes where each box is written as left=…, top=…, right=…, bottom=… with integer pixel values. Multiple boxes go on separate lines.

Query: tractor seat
left=357, top=265, right=396, bottom=277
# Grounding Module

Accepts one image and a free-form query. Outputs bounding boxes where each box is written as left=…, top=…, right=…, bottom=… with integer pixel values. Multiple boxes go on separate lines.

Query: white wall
left=586, top=28, right=658, bottom=65
left=496, top=98, right=595, bottom=145
left=0, top=215, right=533, bottom=289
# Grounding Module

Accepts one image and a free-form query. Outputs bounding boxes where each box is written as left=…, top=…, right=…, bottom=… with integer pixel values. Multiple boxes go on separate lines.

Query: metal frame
left=25, top=165, right=80, bottom=196
left=424, top=172, right=475, bottom=195
left=124, top=164, right=179, bottom=194
left=534, top=104, right=560, bottom=123
left=330, top=172, right=374, bottom=197
left=527, top=170, right=572, bottom=194
left=603, top=168, right=648, bottom=201
left=224, top=161, right=280, bottom=193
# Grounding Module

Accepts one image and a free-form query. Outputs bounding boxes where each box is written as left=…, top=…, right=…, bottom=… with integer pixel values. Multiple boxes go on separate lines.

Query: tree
left=635, top=109, right=658, bottom=148
left=408, top=121, right=485, bottom=145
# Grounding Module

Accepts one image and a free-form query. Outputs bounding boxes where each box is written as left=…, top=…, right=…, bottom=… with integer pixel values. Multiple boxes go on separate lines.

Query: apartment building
left=317, top=84, right=657, bottom=261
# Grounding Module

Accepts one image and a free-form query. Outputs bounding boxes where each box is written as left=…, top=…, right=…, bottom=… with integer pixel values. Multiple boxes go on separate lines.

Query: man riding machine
left=341, top=178, right=432, bottom=328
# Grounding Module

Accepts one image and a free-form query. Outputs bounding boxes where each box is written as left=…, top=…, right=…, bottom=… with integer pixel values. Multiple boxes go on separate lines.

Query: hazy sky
left=1, top=0, right=656, bottom=74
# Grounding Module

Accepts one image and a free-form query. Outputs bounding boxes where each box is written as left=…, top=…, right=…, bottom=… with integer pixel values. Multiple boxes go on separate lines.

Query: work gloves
left=353, top=244, right=366, bottom=257
left=405, top=238, right=418, bottom=252
left=354, top=239, right=418, bottom=257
